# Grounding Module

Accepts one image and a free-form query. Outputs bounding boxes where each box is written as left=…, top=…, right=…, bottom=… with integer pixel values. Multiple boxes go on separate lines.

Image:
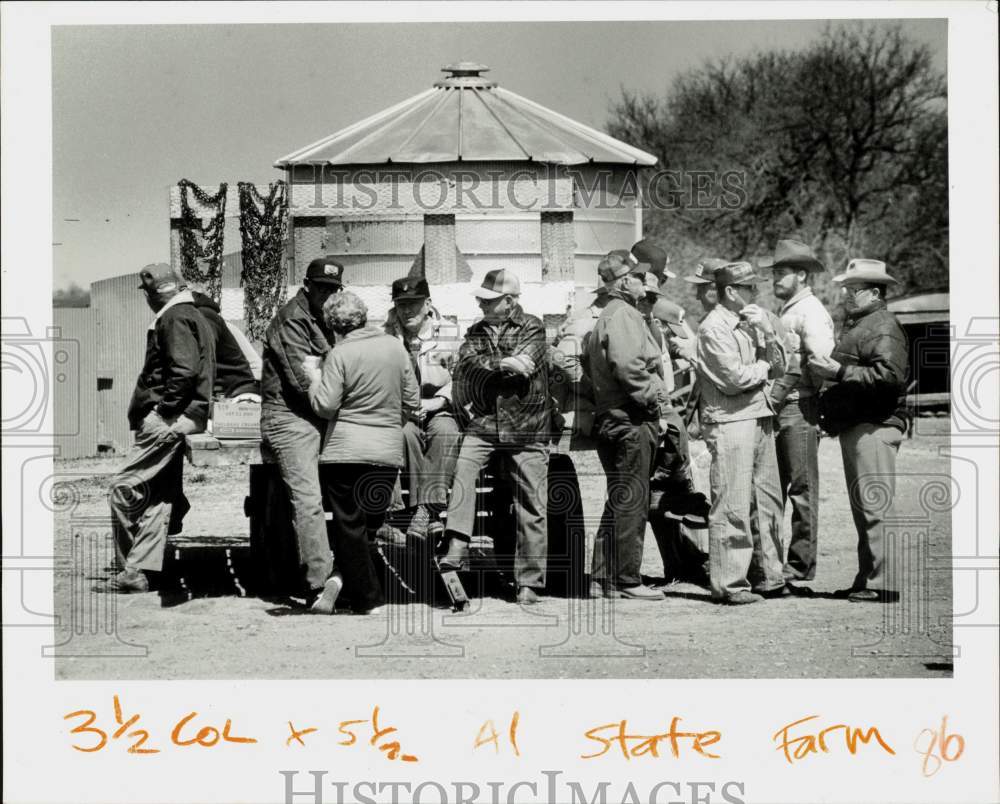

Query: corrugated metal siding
left=92, top=274, right=155, bottom=453
left=53, top=309, right=99, bottom=459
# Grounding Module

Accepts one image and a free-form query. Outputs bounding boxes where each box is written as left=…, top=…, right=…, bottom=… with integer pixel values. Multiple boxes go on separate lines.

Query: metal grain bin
left=274, top=63, right=657, bottom=314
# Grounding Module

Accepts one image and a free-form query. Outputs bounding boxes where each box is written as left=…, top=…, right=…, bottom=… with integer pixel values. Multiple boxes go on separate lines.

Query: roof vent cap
left=435, top=62, right=496, bottom=89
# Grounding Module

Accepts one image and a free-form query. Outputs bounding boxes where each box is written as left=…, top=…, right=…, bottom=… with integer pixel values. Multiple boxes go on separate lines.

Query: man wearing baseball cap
left=631, top=239, right=677, bottom=282
left=440, top=269, right=552, bottom=605
left=259, top=256, right=345, bottom=613
left=760, top=239, right=835, bottom=591
left=384, top=262, right=462, bottom=543
left=103, top=263, right=216, bottom=593
left=808, top=258, right=908, bottom=602
left=586, top=251, right=670, bottom=600
left=695, top=261, right=788, bottom=604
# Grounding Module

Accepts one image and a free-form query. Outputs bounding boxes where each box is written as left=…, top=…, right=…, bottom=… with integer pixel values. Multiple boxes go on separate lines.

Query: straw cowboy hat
left=832, top=258, right=898, bottom=285
left=757, top=239, right=825, bottom=273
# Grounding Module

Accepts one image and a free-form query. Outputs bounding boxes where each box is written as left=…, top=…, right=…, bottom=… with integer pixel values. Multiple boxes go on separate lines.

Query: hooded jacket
left=452, top=303, right=553, bottom=444
left=819, top=302, right=909, bottom=434
left=191, top=291, right=259, bottom=398
left=127, top=290, right=216, bottom=430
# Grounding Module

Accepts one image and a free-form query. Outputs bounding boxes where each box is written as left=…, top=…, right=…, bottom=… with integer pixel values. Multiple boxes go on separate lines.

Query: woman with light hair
left=305, top=291, right=420, bottom=615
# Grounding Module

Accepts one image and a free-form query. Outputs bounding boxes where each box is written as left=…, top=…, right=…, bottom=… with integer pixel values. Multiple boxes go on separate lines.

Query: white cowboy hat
left=833, top=258, right=898, bottom=285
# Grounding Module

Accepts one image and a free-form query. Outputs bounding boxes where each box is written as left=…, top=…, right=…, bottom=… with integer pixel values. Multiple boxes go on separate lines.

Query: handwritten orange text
left=914, top=716, right=965, bottom=777
left=64, top=696, right=255, bottom=754
left=582, top=717, right=722, bottom=760
left=773, top=715, right=895, bottom=764
left=474, top=712, right=520, bottom=756
left=337, top=706, right=418, bottom=763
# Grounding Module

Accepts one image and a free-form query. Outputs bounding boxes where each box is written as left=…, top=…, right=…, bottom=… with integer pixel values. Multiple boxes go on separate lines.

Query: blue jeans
left=775, top=396, right=820, bottom=581
left=260, top=406, right=332, bottom=593
left=445, top=433, right=549, bottom=589
left=401, top=413, right=462, bottom=507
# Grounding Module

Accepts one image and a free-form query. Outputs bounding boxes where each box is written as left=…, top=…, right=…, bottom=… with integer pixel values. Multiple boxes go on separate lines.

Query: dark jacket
left=260, top=288, right=332, bottom=419
left=127, top=291, right=216, bottom=430
left=191, top=292, right=259, bottom=398
left=452, top=304, right=553, bottom=444
left=819, top=303, right=909, bottom=434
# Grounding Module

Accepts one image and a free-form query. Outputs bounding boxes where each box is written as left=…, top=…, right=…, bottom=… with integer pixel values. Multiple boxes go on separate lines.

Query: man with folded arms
left=439, top=269, right=552, bottom=606
left=586, top=252, right=669, bottom=600
left=809, top=259, right=909, bottom=603
left=760, top=239, right=835, bottom=592
left=695, top=261, right=787, bottom=604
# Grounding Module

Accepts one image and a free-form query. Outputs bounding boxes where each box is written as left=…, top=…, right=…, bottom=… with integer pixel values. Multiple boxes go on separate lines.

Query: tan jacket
left=695, top=305, right=785, bottom=424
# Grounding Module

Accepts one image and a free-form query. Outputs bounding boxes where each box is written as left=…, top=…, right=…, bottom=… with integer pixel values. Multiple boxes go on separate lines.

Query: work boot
left=438, top=532, right=470, bottom=572
left=615, top=584, right=664, bottom=601
left=97, top=568, right=150, bottom=594
left=721, top=591, right=763, bottom=606
left=405, top=505, right=431, bottom=541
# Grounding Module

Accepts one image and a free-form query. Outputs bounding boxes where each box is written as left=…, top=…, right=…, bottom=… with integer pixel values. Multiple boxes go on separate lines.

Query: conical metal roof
left=275, top=63, right=657, bottom=167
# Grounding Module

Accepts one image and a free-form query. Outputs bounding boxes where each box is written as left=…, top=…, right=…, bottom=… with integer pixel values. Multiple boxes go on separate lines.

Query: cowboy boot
left=438, top=531, right=470, bottom=572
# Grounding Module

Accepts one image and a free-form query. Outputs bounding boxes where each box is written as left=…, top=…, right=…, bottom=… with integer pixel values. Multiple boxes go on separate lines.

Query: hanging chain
left=177, top=179, right=227, bottom=302
left=238, top=181, right=289, bottom=340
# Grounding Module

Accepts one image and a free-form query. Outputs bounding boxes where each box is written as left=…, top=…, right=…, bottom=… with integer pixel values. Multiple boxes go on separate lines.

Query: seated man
left=439, top=269, right=553, bottom=605
left=383, top=273, right=462, bottom=541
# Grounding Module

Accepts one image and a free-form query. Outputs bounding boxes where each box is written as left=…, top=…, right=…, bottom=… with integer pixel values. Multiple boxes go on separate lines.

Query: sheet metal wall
left=52, top=309, right=99, bottom=459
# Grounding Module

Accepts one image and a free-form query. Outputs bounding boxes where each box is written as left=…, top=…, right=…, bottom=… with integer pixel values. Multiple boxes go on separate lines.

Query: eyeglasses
left=842, top=285, right=874, bottom=297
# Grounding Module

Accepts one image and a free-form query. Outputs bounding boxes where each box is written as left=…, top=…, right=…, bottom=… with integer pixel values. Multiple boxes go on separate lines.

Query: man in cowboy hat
left=259, top=257, right=345, bottom=613
left=103, top=263, right=216, bottom=593
left=695, top=261, right=787, bottom=604
left=808, top=258, right=909, bottom=603
left=759, top=239, right=835, bottom=592
left=384, top=254, right=462, bottom=542
left=439, top=269, right=552, bottom=605
left=586, top=252, right=669, bottom=600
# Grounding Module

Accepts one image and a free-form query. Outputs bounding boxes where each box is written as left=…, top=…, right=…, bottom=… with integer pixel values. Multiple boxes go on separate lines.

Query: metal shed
left=274, top=62, right=657, bottom=315
left=887, top=290, right=950, bottom=407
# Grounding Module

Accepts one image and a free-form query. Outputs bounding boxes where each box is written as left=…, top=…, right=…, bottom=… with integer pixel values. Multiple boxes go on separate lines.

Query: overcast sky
left=52, top=18, right=946, bottom=289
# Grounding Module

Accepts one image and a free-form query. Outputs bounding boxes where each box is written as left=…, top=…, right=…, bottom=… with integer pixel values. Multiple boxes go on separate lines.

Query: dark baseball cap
left=391, top=276, right=430, bottom=301
left=305, top=257, right=345, bottom=285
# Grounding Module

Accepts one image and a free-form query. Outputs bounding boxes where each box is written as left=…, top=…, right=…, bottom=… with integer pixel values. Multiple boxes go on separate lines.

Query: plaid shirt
left=695, top=305, right=785, bottom=424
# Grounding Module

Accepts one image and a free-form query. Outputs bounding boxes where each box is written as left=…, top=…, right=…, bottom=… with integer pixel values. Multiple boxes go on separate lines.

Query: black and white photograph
left=4, top=4, right=999, bottom=803
left=35, top=16, right=963, bottom=680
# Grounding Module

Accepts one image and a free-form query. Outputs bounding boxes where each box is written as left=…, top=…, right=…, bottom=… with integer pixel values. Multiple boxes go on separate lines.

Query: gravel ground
left=51, top=417, right=954, bottom=679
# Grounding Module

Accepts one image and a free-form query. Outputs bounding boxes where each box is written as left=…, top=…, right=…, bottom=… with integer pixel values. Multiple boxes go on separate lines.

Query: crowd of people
left=103, top=237, right=911, bottom=612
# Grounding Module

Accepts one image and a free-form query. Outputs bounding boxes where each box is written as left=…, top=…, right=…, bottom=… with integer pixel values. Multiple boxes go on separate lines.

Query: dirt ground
left=51, top=417, right=954, bottom=680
